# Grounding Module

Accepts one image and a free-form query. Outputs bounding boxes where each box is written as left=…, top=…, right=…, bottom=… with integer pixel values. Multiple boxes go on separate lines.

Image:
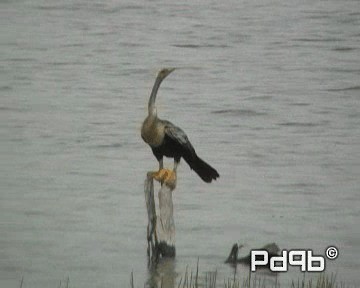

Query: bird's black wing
left=162, top=120, right=196, bottom=156
left=162, top=120, right=219, bottom=183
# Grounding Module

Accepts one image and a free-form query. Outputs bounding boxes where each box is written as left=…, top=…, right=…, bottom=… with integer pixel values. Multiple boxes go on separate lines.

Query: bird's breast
left=141, top=116, right=165, bottom=147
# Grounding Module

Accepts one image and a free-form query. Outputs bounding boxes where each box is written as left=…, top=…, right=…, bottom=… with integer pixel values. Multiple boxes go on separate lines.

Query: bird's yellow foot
left=149, top=169, right=177, bottom=189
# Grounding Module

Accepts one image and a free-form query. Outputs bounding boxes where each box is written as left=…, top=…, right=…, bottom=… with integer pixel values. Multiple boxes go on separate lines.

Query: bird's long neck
left=148, top=76, right=163, bottom=116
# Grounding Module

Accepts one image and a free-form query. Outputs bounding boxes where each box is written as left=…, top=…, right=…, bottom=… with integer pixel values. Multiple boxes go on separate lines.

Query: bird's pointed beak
left=157, top=67, right=176, bottom=80
left=166, top=68, right=176, bottom=76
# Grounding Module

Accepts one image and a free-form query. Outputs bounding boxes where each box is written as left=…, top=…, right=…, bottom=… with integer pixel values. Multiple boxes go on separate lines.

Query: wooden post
left=145, top=170, right=176, bottom=263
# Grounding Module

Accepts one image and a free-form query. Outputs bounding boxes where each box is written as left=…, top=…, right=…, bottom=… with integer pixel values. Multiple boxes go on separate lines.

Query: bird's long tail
left=184, top=154, right=219, bottom=183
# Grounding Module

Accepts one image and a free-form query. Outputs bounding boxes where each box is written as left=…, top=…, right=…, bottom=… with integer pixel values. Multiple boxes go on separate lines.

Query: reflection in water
left=146, top=258, right=177, bottom=288
left=144, top=257, right=279, bottom=288
left=146, top=258, right=220, bottom=288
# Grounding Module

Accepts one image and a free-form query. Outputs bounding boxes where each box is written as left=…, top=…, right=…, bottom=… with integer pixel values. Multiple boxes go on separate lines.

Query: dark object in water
left=225, top=243, right=280, bottom=267
left=225, top=244, right=243, bottom=264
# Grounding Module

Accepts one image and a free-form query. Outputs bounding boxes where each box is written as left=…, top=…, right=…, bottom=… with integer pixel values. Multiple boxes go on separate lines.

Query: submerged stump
left=144, top=170, right=176, bottom=263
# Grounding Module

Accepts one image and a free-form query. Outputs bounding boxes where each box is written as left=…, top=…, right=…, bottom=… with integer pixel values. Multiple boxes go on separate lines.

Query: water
left=1, top=0, right=359, bottom=287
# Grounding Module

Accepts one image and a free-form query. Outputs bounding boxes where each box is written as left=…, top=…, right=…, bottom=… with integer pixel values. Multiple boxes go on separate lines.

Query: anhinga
left=141, top=68, right=219, bottom=187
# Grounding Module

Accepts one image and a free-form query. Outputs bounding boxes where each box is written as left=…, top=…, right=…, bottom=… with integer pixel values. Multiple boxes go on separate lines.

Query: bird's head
left=157, top=68, right=175, bottom=81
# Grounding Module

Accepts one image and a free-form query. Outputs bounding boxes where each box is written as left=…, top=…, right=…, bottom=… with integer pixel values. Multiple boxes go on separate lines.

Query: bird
left=141, top=68, right=219, bottom=187
left=225, top=243, right=280, bottom=267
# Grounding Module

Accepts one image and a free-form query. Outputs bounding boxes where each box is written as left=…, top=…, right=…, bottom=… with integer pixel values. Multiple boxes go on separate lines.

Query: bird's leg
left=148, top=159, right=163, bottom=178
left=149, top=159, right=172, bottom=183
left=152, top=159, right=166, bottom=184
left=149, top=159, right=177, bottom=189
left=173, top=161, right=178, bottom=174
left=163, top=160, right=177, bottom=188
left=159, top=158, right=164, bottom=170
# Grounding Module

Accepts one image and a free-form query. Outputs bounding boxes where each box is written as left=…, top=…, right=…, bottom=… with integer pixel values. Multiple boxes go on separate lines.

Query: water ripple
left=278, top=122, right=322, bottom=128
left=211, top=109, right=266, bottom=117
left=172, top=43, right=230, bottom=49
left=292, top=37, right=343, bottom=43
left=332, top=47, right=357, bottom=52
left=326, top=85, right=360, bottom=92
left=89, top=143, right=123, bottom=149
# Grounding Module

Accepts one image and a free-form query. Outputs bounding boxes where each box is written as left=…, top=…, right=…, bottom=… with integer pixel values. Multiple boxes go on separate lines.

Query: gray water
left=1, top=0, right=360, bottom=287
